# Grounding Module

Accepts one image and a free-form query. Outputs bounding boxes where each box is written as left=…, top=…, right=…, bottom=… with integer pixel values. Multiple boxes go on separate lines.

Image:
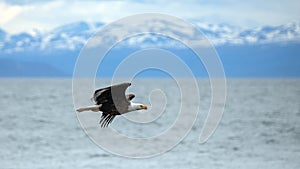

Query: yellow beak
left=140, top=105, right=148, bottom=110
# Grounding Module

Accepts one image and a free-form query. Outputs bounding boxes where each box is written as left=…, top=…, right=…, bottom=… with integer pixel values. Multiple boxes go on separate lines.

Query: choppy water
left=0, top=78, right=299, bottom=169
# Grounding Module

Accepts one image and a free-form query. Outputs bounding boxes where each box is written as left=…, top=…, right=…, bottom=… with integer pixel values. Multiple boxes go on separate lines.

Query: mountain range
left=0, top=21, right=299, bottom=77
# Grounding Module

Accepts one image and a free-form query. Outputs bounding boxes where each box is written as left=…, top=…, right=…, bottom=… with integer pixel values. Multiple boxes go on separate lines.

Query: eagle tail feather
left=76, top=105, right=100, bottom=112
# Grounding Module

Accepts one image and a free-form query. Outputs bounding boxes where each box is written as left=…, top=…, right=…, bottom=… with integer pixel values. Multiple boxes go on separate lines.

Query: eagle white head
left=127, top=102, right=148, bottom=112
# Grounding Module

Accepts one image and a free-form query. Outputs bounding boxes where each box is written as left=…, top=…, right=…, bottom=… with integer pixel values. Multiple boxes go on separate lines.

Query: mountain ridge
left=0, top=21, right=299, bottom=77
left=1, top=21, right=300, bottom=53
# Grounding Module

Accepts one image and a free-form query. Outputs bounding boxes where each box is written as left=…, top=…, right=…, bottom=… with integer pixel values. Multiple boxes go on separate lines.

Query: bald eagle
left=76, top=82, right=147, bottom=127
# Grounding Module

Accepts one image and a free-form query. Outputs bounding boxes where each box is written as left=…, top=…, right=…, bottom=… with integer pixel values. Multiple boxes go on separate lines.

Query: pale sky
left=0, top=0, right=299, bottom=34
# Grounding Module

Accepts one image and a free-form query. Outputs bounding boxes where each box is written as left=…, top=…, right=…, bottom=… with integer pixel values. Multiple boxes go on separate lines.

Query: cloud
left=0, top=0, right=300, bottom=34
left=0, top=1, right=130, bottom=33
left=0, top=2, right=25, bottom=24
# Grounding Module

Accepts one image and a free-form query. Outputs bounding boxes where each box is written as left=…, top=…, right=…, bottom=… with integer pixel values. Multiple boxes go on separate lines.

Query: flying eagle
left=76, top=82, right=147, bottom=127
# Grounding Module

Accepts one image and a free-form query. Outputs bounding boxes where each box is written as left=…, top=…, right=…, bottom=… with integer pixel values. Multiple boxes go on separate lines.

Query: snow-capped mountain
left=1, top=21, right=300, bottom=53
left=196, top=21, right=300, bottom=45
left=0, top=21, right=103, bottom=53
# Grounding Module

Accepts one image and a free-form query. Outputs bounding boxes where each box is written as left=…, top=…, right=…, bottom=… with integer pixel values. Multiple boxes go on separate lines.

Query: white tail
left=76, top=105, right=100, bottom=112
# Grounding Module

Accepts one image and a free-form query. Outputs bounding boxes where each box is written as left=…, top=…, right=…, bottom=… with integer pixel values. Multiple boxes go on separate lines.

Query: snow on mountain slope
left=0, top=21, right=299, bottom=53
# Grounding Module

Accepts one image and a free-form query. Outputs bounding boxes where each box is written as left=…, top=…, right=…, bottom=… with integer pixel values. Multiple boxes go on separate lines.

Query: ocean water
left=0, top=78, right=299, bottom=169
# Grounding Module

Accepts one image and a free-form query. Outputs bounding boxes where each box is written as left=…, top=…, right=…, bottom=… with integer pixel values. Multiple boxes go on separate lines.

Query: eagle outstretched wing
left=93, top=82, right=133, bottom=127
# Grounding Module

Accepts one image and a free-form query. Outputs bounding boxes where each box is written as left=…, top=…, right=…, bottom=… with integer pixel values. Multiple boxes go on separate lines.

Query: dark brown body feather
left=93, top=83, right=135, bottom=127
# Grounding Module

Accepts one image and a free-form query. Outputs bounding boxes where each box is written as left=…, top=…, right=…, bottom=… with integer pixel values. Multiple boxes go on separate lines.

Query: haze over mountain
left=0, top=21, right=299, bottom=77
